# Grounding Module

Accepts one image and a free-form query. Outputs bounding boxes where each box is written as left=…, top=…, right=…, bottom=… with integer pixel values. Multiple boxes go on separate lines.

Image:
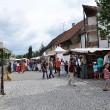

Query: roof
left=82, top=5, right=98, bottom=17
left=53, top=20, right=84, bottom=46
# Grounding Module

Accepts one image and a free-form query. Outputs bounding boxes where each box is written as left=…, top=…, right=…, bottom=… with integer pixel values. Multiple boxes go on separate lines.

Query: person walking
left=42, top=61, right=48, bottom=79
left=103, top=63, right=110, bottom=91
left=68, top=58, right=76, bottom=86
left=48, top=59, right=54, bottom=78
left=55, top=58, right=61, bottom=77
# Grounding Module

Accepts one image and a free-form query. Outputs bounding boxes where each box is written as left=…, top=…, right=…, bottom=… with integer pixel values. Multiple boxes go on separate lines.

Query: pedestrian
left=103, top=52, right=110, bottom=65
left=80, top=55, right=88, bottom=79
left=48, top=59, right=54, bottom=78
left=68, top=58, right=76, bottom=86
left=42, top=61, right=48, bottom=79
left=97, top=55, right=103, bottom=79
left=7, top=62, right=11, bottom=81
left=65, top=61, right=68, bottom=74
left=103, top=63, right=110, bottom=91
left=93, top=62, right=98, bottom=79
left=16, top=61, right=20, bottom=73
left=76, top=55, right=81, bottom=78
left=21, top=61, right=25, bottom=73
left=55, top=58, right=61, bottom=77
left=60, top=59, right=65, bottom=75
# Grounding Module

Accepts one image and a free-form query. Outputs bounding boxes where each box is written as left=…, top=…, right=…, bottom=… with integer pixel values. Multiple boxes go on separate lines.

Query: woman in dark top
left=68, top=58, right=76, bottom=86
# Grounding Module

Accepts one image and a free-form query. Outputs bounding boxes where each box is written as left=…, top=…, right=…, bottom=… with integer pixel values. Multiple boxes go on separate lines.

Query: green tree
left=27, top=46, right=33, bottom=59
left=95, top=0, right=110, bottom=39
left=39, top=43, right=45, bottom=56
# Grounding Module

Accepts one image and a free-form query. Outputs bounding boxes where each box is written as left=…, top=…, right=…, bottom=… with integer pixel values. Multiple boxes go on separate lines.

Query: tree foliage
left=39, top=43, right=45, bottom=56
left=27, top=46, right=33, bottom=59
left=96, top=0, right=110, bottom=38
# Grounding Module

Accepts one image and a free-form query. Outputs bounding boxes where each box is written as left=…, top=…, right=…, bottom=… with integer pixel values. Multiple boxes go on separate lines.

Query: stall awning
left=71, top=48, right=110, bottom=53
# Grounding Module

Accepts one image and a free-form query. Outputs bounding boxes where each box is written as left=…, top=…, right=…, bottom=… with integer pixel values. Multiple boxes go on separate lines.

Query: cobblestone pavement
left=0, top=71, right=110, bottom=110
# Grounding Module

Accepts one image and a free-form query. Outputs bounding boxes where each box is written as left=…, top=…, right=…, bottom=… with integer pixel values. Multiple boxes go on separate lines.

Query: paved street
left=0, top=71, right=110, bottom=110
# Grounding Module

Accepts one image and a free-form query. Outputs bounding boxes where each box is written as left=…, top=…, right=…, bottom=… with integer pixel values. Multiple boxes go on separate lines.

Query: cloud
left=0, top=0, right=96, bottom=55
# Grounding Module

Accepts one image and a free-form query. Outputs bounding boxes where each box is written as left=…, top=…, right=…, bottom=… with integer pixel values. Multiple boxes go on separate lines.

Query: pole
left=1, top=49, right=5, bottom=95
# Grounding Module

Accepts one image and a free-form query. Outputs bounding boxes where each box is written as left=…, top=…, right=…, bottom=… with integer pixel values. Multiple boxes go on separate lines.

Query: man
left=42, top=61, right=48, bottom=79
left=103, top=52, right=110, bottom=65
left=48, top=59, right=54, bottom=78
left=55, top=58, right=61, bottom=76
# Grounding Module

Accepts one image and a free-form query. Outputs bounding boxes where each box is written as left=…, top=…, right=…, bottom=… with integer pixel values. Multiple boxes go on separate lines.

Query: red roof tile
left=53, top=20, right=84, bottom=46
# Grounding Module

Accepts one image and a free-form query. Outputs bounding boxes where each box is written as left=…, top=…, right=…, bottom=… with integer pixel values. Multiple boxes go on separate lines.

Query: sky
left=0, top=0, right=96, bottom=55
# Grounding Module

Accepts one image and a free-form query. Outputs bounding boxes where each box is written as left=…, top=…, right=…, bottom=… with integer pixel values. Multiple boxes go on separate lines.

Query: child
left=103, top=63, right=110, bottom=91
left=93, top=62, right=98, bottom=79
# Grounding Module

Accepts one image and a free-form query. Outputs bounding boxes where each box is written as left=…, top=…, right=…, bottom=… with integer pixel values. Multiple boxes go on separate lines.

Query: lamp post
left=0, top=42, right=5, bottom=95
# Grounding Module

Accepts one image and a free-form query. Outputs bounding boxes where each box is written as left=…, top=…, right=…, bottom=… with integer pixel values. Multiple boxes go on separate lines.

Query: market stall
left=63, top=48, right=110, bottom=79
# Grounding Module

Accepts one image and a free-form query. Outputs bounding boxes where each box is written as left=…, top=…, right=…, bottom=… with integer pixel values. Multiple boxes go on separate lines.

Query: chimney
left=72, top=23, right=75, bottom=27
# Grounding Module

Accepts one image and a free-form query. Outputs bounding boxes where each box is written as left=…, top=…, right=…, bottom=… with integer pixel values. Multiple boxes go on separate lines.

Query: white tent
left=55, top=46, right=66, bottom=52
left=71, top=48, right=110, bottom=53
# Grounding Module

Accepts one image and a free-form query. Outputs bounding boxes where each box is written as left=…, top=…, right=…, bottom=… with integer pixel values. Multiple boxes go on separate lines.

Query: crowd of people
left=4, top=52, right=110, bottom=91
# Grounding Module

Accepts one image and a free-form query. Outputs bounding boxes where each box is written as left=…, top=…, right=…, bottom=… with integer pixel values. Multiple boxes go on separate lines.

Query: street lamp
left=0, top=42, right=5, bottom=95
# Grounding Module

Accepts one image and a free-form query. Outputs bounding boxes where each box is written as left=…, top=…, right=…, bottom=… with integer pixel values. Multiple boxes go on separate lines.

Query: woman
left=103, top=63, right=110, bottom=91
left=68, top=58, right=76, bottom=86
left=60, top=59, right=65, bottom=75
left=81, top=55, right=88, bottom=79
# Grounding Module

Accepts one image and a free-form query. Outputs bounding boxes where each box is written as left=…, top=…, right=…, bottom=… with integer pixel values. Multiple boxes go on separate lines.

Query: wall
left=88, top=16, right=97, bottom=25
left=81, top=34, right=86, bottom=48
left=99, top=39, right=108, bottom=48
left=88, top=31, right=97, bottom=41
left=69, top=42, right=81, bottom=49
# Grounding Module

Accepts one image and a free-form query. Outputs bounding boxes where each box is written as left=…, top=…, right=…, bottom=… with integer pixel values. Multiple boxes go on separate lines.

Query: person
left=93, top=62, right=98, bottom=79
left=103, top=52, right=110, bottom=72
left=65, top=61, right=68, bottom=74
left=48, top=59, right=54, bottom=78
left=103, top=52, right=110, bottom=65
left=81, top=55, right=88, bottom=79
left=75, top=55, right=81, bottom=78
left=16, top=61, right=21, bottom=73
left=97, top=56, right=103, bottom=79
left=60, top=59, right=65, bottom=75
left=7, top=62, right=11, bottom=81
left=103, top=63, right=110, bottom=91
left=21, top=61, right=25, bottom=73
left=68, top=58, right=76, bottom=86
left=55, top=58, right=61, bottom=77
left=42, top=61, right=48, bottom=79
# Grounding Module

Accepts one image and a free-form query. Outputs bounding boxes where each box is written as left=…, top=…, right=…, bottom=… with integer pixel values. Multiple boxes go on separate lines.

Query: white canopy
left=55, top=46, right=66, bottom=52
left=71, top=48, right=110, bottom=53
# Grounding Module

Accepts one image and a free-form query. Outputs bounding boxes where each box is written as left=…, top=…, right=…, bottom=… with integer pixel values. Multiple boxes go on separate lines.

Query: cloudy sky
left=0, top=0, right=96, bottom=55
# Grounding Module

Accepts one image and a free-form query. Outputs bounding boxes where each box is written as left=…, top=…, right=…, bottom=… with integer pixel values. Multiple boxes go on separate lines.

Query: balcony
left=87, top=41, right=98, bottom=47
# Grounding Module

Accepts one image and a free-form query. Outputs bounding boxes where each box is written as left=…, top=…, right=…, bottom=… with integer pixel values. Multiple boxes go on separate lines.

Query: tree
left=95, top=0, right=110, bottom=39
left=39, top=43, right=45, bottom=56
left=27, top=46, right=33, bottom=59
